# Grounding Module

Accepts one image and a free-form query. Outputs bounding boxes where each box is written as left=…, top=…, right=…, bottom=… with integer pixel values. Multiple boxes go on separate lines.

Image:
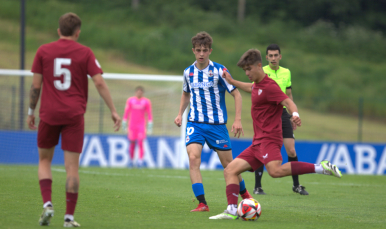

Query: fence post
left=99, top=97, right=104, bottom=133
left=19, top=0, right=26, bottom=130
left=12, top=86, right=16, bottom=130
left=358, top=97, right=363, bottom=142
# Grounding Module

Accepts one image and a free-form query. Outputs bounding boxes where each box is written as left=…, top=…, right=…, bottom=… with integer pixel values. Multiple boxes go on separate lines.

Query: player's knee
left=267, top=169, right=283, bottom=178
left=223, top=167, right=231, bottom=178
left=224, top=165, right=237, bottom=178
left=65, top=162, right=79, bottom=174
left=39, top=156, right=51, bottom=163
left=188, top=153, right=200, bottom=162
left=287, top=148, right=297, bottom=157
left=188, top=156, right=201, bottom=169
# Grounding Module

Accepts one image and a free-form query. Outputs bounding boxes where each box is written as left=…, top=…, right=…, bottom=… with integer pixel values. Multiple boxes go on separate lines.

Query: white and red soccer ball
left=237, top=198, right=262, bottom=221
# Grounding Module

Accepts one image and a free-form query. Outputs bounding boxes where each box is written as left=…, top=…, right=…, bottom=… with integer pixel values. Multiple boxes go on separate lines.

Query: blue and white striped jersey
left=183, top=60, right=236, bottom=124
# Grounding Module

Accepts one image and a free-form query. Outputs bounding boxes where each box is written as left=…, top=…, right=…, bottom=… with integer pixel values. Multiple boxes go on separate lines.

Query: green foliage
left=0, top=0, right=385, bottom=118
left=1, top=165, right=386, bottom=228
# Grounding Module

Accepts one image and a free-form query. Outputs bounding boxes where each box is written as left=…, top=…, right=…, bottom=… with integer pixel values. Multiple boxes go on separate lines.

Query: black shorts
left=282, top=109, right=294, bottom=139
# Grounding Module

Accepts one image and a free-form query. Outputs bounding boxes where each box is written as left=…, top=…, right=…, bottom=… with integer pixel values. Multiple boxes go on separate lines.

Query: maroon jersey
left=31, top=39, right=103, bottom=125
left=251, top=75, right=288, bottom=145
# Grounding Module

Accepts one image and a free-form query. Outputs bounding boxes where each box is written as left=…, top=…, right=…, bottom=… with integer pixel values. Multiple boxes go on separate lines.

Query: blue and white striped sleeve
left=183, top=70, right=190, bottom=93
left=218, top=67, right=236, bottom=93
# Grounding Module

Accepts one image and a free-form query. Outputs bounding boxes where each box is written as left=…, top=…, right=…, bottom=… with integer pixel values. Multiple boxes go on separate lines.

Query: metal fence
left=1, top=74, right=385, bottom=143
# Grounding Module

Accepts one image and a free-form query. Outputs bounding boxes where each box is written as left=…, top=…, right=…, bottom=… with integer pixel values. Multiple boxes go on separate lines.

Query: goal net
left=0, top=69, right=188, bottom=168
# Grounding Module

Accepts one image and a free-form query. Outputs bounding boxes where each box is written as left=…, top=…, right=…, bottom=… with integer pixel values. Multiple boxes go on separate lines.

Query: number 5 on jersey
left=54, top=58, right=71, bottom=91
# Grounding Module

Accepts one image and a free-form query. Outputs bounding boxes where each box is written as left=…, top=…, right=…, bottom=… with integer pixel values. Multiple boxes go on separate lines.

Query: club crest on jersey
left=258, top=89, right=263, bottom=95
left=189, top=72, right=194, bottom=76
left=208, top=70, right=214, bottom=77
left=186, top=136, right=190, bottom=142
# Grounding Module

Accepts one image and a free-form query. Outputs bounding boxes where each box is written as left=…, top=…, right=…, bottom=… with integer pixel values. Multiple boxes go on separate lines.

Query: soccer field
left=1, top=165, right=385, bottom=229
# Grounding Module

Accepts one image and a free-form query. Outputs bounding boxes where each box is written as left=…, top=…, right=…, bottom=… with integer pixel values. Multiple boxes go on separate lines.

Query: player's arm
left=222, top=71, right=253, bottom=93
left=26, top=73, right=43, bottom=130
left=92, top=73, right=121, bottom=131
left=285, top=88, right=296, bottom=130
left=174, top=91, right=190, bottom=127
left=286, top=88, right=293, bottom=101
left=281, top=98, right=301, bottom=127
left=230, top=89, right=244, bottom=138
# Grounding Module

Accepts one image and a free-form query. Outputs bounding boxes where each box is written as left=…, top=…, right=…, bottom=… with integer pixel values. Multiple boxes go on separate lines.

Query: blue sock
left=239, top=179, right=246, bottom=192
left=192, top=183, right=205, bottom=197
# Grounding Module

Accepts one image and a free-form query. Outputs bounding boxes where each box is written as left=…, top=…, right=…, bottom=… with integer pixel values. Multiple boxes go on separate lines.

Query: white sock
left=314, top=164, right=323, bottom=174
left=43, top=201, right=52, bottom=208
left=64, top=214, right=74, bottom=221
left=226, top=204, right=237, bottom=216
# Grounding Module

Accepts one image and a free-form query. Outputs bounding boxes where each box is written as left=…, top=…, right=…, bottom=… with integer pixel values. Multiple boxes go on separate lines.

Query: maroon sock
left=39, top=179, right=52, bottom=204
left=66, top=192, right=78, bottom=215
left=226, top=184, right=239, bottom=205
left=291, top=162, right=315, bottom=175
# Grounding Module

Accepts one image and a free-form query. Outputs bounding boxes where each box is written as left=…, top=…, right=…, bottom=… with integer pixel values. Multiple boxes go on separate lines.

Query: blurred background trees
left=0, top=0, right=385, bottom=140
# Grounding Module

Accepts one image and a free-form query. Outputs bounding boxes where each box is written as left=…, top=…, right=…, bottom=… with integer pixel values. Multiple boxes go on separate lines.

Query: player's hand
left=291, top=116, right=301, bottom=127
left=111, top=111, right=121, bottom=132
left=231, top=119, right=244, bottom=138
left=147, top=121, right=153, bottom=135
left=174, top=115, right=182, bottom=127
left=222, top=71, right=233, bottom=84
left=27, top=115, right=37, bottom=130
left=122, top=121, right=127, bottom=133
left=291, top=120, right=297, bottom=131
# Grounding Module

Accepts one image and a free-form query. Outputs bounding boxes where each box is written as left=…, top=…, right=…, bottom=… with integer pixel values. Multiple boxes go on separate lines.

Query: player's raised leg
left=209, top=158, right=252, bottom=219
left=38, top=147, right=55, bottom=226
left=265, top=159, right=342, bottom=178
left=63, top=151, right=81, bottom=227
left=187, top=143, right=209, bottom=212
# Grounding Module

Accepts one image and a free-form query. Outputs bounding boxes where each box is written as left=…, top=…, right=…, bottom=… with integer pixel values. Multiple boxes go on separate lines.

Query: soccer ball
left=237, top=198, right=261, bottom=221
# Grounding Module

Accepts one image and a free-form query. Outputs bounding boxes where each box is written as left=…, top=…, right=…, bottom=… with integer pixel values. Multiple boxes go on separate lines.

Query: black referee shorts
left=282, top=109, right=294, bottom=139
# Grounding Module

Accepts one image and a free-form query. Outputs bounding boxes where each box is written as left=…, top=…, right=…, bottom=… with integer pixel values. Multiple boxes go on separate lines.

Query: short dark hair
left=191, top=31, right=213, bottom=49
left=237, top=49, right=262, bottom=68
left=266, top=44, right=281, bottom=54
left=135, top=86, right=144, bottom=92
left=59, top=12, right=81, bottom=36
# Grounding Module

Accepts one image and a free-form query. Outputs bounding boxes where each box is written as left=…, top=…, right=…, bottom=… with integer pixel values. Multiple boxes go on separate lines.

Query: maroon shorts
left=236, top=141, right=283, bottom=172
left=37, top=115, right=84, bottom=153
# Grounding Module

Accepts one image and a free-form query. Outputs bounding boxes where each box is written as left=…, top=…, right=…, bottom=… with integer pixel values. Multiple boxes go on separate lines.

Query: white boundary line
left=1, top=167, right=384, bottom=187
left=51, top=168, right=385, bottom=187
left=52, top=168, right=193, bottom=180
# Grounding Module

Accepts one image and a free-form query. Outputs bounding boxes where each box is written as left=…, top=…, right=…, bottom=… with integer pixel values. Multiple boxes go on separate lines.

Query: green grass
left=1, top=165, right=385, bottom=229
